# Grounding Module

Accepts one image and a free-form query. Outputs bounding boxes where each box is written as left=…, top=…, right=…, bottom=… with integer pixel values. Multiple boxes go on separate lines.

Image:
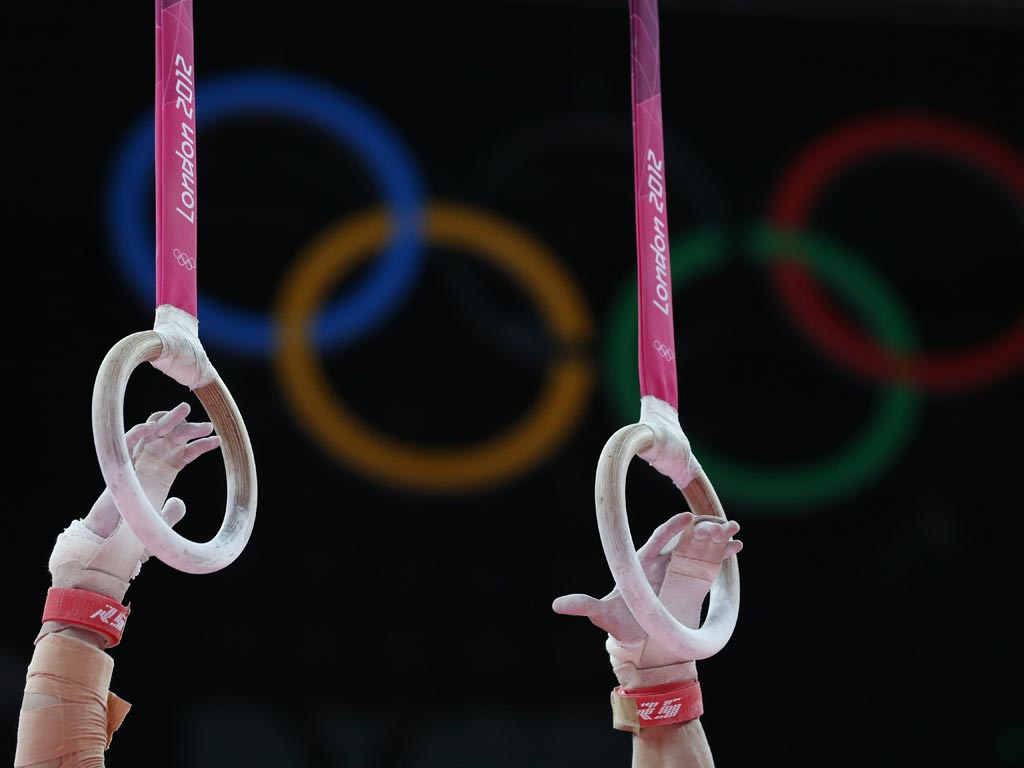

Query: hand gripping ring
left=596, top=400, right=740, bottom=661
left=92, top=306, right=258, bottom=574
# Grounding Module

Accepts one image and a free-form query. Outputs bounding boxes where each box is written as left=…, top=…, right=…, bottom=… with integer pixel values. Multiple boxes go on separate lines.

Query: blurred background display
left=5, top=1, right=1023, bottom=766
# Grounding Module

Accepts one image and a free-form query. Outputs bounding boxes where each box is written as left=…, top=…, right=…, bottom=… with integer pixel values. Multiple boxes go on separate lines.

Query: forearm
left=631, top=719, right=715, bottom=768
left=20, top=515, right=135, bottom=767
left=15, top=403, right=211, bottom=767
left=17, top=585, right=133, bottom=767
left=15, top=629, right=129, bottom=768
left=612, top=669, right=714, bottom=768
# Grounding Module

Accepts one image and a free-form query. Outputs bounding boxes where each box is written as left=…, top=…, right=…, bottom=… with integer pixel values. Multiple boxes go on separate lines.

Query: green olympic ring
left=605, top=226, right=921, bottom=510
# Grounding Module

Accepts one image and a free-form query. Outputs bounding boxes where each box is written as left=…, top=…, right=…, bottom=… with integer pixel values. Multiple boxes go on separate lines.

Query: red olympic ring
left=769, top=111, right=1024, bottom=393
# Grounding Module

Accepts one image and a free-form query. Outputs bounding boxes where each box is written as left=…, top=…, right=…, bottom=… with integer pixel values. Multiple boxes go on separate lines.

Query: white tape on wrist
left=606, top=636, right=697, bottom=689
left=47, top=521, right=140, bottom=604
left=638, top=396, right=702, bottom=490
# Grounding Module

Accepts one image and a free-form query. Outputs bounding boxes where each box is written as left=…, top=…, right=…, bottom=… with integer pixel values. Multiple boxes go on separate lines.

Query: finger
left=552, top=593, right=602, bottom=618
left=140, top=498, right=188, bottom=564
left=124, top=421, right=160, bottom=454
left=692, top=518, right=740, bottom=543
left=127, top=409, right=173, bottom=452
left=724, top=539, right=743, bottom=557
left=713, top=520, right=741, bottom=542
left=151, top=402, right=192, bottom=437
left=638, top=512, right=695, bottom=561
left=80, top=490, right=124, bottom=538
left=180, top=435, right=222, bottom=465
left=159, top=497, right=187, bottom=528
left=167, top=420, right=215, bottom=446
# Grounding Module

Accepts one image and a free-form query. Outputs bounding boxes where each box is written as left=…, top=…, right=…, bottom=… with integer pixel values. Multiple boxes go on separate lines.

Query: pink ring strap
left=155, top=0, right=199, bottom=317
left=630, top=0, right=678, bottom=409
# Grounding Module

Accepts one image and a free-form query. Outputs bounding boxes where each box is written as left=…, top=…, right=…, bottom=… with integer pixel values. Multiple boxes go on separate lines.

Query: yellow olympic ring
left=274, top=201, right=595, bottom=493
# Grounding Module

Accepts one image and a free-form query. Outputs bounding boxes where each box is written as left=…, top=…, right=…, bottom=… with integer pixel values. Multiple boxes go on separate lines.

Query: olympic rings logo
left=653, top=340, right=675, bottom=361
left=767, top=113, right=1024, bottom=394
left=173, top=248, right=196, bottom=271
left=275, top=202, right=594, bottom=494
left=104, top=70, right=1024, bottom=509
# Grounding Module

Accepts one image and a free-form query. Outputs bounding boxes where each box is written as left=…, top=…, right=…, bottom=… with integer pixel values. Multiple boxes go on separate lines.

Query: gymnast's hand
left=552, top=512, right=742, bottom=689
left=44, top=403, right=221, bottom=610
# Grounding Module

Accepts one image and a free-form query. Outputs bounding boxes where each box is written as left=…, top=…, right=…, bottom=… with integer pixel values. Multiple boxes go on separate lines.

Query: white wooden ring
left=92, top=330, right=258, bottom=574
left=596, top=422, right=740, bottom=660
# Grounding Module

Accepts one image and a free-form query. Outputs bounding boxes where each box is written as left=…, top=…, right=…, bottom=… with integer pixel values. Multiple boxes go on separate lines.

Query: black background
left=4, top=1, right=1024, bottom=766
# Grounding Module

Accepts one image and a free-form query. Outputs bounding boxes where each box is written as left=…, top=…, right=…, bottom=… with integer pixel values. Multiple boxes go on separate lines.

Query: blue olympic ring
left=105, top=69, right=426, bottom=357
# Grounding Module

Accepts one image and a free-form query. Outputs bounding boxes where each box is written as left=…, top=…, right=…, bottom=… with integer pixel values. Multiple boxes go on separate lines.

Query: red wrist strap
left=41, top=588, right=131, bottom=647
left=611, top=679, right=703, bottom=733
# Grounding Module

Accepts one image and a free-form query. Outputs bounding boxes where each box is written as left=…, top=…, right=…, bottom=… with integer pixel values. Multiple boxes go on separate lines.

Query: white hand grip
left=596, top=422, right=740, bottom=661
left=92, top=329, right=258, bottom=574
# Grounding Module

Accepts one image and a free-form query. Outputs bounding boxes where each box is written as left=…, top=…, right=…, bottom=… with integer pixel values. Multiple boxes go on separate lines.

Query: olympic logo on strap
left=104, top=72, right=1024, bottom=507
left=173, top=249, right=196, bottom=271
left=653, top=340, right=675, bottom=361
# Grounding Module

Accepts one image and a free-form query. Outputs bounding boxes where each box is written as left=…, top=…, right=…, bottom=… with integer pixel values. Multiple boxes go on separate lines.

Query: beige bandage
left=15, top=634, right=131, bottom=767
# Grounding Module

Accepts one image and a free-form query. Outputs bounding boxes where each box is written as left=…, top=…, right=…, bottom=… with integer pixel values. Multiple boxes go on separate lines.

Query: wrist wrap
left=41, top=588, right=130, bottom=648
left=611, top=679, right=703, bottom=733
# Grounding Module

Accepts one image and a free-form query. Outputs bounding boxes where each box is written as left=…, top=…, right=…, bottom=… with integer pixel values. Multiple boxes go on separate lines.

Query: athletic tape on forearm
left=15, top=634, right=130, bottom=767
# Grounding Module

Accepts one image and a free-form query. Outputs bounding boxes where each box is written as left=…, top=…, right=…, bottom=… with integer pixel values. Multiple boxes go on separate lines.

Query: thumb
left=159, top=497, right=187, bottom=528
left=554, top=591, right=645, bottom=641
left=552, top=593, right=603, bottom=618
left=139, top=498, right=187, bottom=567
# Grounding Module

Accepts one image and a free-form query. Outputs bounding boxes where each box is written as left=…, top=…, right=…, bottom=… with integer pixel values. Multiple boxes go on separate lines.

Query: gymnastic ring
left=605, top=227, right=919, bottom=510
left=92, top=328, right=257, bottom=574
left=596, top=422, right=739, bottom=661
left=769, top=111, right=1024, bottom=393
left=274, top=202, right=594, bottom=494
left=106, top=69, right=425, bottom=358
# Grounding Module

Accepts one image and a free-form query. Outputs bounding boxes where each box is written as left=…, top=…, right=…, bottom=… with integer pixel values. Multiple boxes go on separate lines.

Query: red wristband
left=611, top=679, right=703, bottom=733
left=41, top=588, right=131, bottom=647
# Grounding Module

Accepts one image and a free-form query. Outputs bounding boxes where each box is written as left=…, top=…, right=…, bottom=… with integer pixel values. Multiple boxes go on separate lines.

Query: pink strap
left=614, top=679, right=704, bottom=727
left=41, top=588, right=131, bottom=648
left=155, top=0, right=199, bottom=317
left=630, top=0, right=678, bottom=409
